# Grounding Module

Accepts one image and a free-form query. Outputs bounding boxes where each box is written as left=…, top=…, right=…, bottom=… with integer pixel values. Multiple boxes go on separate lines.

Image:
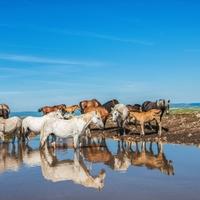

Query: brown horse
left=38, top=104, right=66, bottom=115
left=129, top=109, right=162, bottom=136
left=79, top=99, right=101, bottom=114
left=63, top=105, right=80, bottom=113
left=0, top=104, right=10, bottom=119
left=84, top=106, right=109, bottom=127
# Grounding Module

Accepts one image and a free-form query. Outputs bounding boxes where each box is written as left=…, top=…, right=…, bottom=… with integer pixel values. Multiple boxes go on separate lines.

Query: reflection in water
left=0, top=143, right=21, bottom=173
left=0, top=138, right=174, bottom=190
left=81, top=137, right=174, bottom=175
left=130, top=141, right=174, bottom=176
left=40, top=146, right=106, bottom=190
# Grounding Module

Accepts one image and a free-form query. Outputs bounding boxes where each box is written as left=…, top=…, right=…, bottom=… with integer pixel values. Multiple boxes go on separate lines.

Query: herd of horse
left=0, top=98, right=170, bottom=149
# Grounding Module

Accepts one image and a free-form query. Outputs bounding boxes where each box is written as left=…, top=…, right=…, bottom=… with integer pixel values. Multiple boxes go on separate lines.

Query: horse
left=40, top=146, right=106, bottom=190
left=83, top=106, right=109, bottom=127
left=102, top=99, right=119, bottom=113
left=40, top=111, right=104, bottom=149
left=38, top=104, right=66, bottom=115
left=0, top=116, right=22, bottom=142
left=22, top=110, right=64, bottom=141
left=129, top=109, right=162, bottom=136
left=142, top=99, right=170, bottom=120
left=63, top=104, right=80, bottom=113
left=126, top=104, right=142, bottom=112
left=111, top=104, right=129, bottom=135
left=0, top=104, right=10, bottom=119
left=79, top=99, right=101, bottom=114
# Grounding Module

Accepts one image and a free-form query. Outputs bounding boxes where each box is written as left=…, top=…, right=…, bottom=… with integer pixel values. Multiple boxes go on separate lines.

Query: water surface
left=0, top=137, right=200, bottom=200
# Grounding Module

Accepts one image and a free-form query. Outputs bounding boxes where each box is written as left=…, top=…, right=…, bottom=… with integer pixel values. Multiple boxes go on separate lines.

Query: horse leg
left=140, top=122, right=145, bottom=136
left=117, top=118, right=124, bottom=135
left=40, top=132, right=50, bottom=149
left=156, top=119, right=162, bottom=136
left=12, top=133, right=16, bottom=144
left=73, top=134, right=79, bottom=149
left=149, top=142, right=153, bottom=154
left=122, top=120, right=127, bottom=135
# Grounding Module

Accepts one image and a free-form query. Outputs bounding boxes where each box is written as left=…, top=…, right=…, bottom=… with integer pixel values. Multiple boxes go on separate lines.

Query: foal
left=129, top=109, right=162, bottom=136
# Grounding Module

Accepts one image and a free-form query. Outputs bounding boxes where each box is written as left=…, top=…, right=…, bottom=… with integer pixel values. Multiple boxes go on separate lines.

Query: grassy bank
left=170, top=107, right=200, bottom=114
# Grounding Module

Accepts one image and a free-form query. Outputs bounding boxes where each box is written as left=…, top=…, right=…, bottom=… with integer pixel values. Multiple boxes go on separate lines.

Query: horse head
left=111, top=108, right=120, bottom=122
left=91, top=111, right=104, bottom=129
left=94, top=169, right=106, bottom=191
left=47, top=110, right=64, bottom=119
left=157, top=99, right=170, bottom=114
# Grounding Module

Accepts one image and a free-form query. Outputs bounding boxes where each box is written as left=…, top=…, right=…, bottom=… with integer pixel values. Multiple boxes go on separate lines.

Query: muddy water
left=0, top=136, right=200, bottom=200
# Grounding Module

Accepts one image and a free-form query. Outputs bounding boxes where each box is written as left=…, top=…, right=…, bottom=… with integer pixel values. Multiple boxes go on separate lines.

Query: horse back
left=142, top=101, right=158, bottom=111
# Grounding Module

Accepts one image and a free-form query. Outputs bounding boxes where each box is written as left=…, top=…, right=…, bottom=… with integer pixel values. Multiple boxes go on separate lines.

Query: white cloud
left=50, top=29, right=154, bottom=46
left=0, top=54, right=106, bottom=67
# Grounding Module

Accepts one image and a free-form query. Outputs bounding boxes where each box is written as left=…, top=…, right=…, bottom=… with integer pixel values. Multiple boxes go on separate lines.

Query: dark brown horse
left=142, top=99, right=170, bottom=120
left=0, top=104, right=10, bottom=119
left=38, top=104, right=66, bottom=115
left=126, top=104, right=142, bottom=112
left=102, top=99, right=119, bottom=113
left=79, top=99, right=101, bottom=114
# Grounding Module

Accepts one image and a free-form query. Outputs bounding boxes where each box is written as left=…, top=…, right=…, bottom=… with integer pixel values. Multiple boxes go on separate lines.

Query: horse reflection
left=81, top=137, right=131, bottom=172
left=81, top=136, right=113, bottom=163
left=0, top=142, right=41, bottom=174
left=80, top=137, right=174, bottom=175
left=130, top=141, right=174, bottom=176
left=0, top=143, right=21, bottom=173
left=40, top=146, right=106, bottom=190
left=105, top=141, right=131, bottom=171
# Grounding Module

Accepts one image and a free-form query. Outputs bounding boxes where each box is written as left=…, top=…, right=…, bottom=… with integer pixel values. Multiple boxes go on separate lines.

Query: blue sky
left=0, top=0, right=200, bottom=111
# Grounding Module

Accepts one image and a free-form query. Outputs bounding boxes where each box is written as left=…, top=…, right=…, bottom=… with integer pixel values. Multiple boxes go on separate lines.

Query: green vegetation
left=170, top=107, right=200, bottom=114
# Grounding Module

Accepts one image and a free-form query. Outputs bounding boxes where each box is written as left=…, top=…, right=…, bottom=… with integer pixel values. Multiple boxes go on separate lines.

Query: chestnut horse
left=102, top=99, right=119, bottom=113
left=84, top=106, right=109, bottom=127
left=79, top=99, right=101, bottom=114
left=0, top=104, right=10, bottom=119
left=63, top=105, right=80, bottom=113
left=38, top=104, right=66, bottom=115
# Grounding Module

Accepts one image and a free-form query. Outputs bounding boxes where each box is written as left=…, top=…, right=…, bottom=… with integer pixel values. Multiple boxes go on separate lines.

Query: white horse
left=40, top=146, right=106, bottom=190
left=22, top=110, right=64, bottom=140
left=40, top=111, right=104, bottom=149
left=111, top=104, right=129, bottom=135
left=0, top=117, right=22, bottom=142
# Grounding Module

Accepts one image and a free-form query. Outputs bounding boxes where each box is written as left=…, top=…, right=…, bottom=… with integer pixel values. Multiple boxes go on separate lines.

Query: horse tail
left=21, top=122, right=26, bottom=142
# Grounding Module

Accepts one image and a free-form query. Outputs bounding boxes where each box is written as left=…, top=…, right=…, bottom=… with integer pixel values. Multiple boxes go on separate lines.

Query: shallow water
left=0, top=136, right=200, bottom=200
